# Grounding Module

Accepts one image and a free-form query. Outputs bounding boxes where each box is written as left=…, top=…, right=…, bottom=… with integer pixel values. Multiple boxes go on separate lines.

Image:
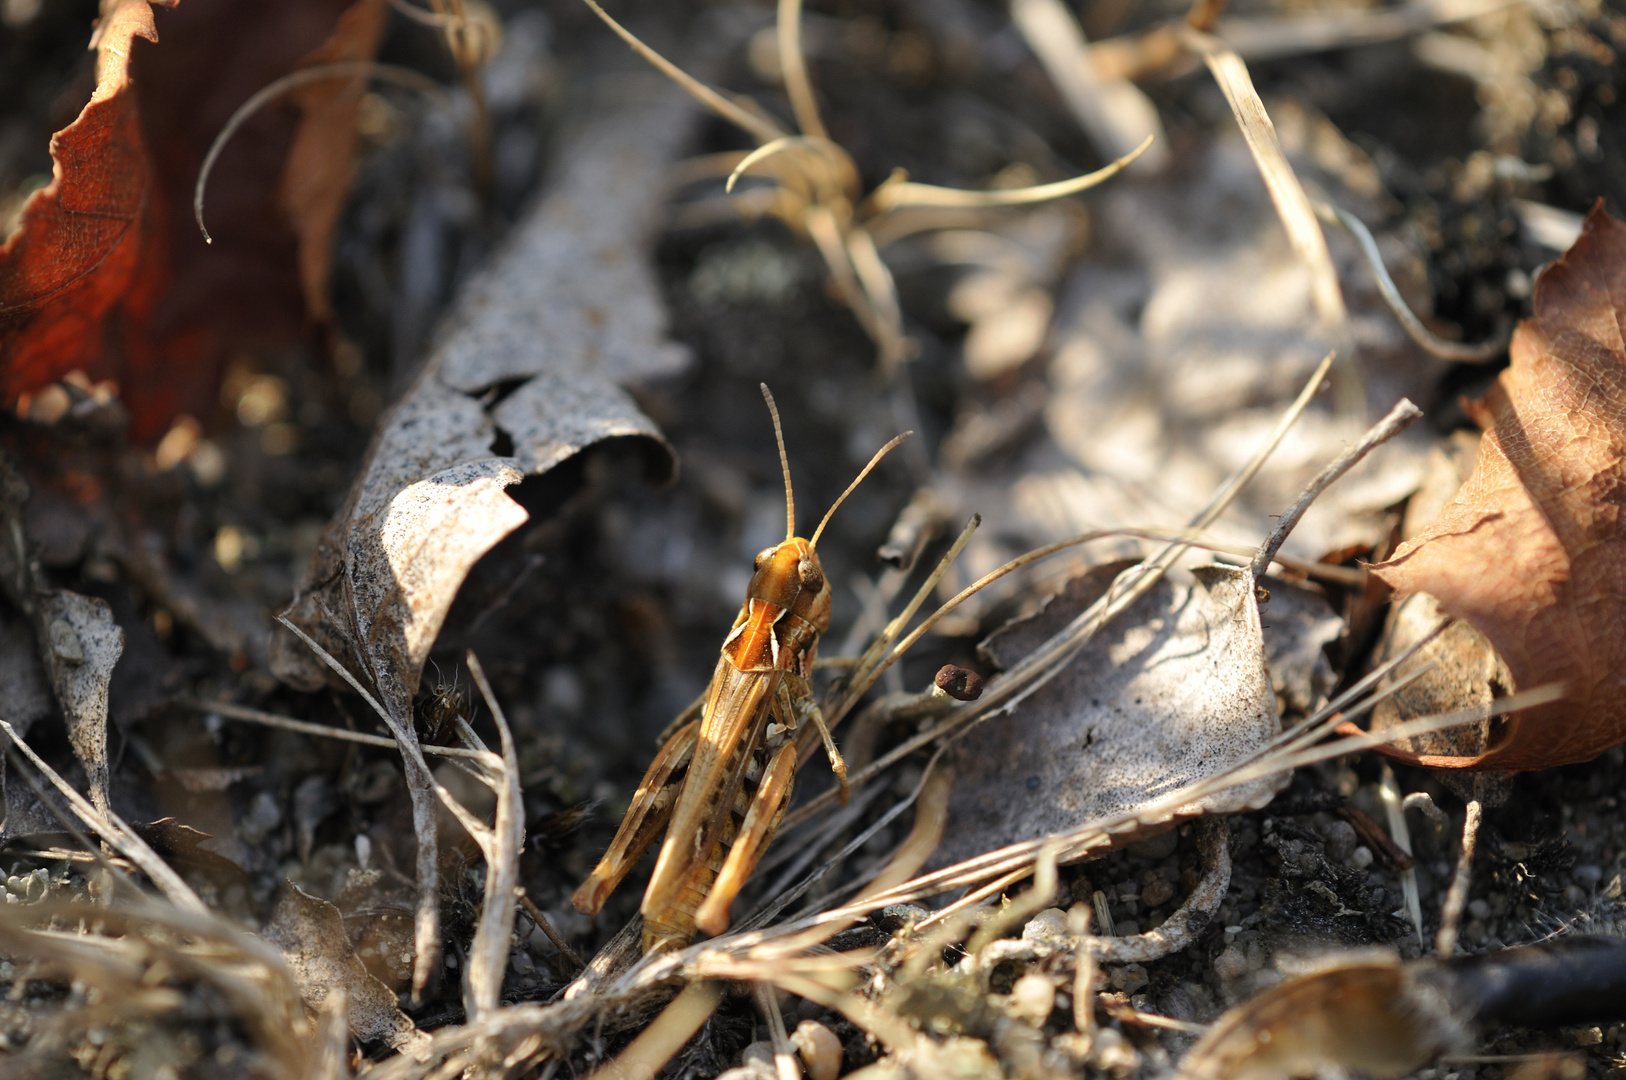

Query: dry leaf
left=1372, top=204, right=1626, bottom=769
left=39, top=590, right=123, bottom=816
left=1175, top=958, right=1453, bottom=1080
left=271, top=76, right=691, bottom=696
left=268, top=75, right=691, bottom=995
left=264, top=883, right=427, bottom=1052
left=0, top=0, right=385, bottom=440
left=931, top=562, right=1285, bottom=870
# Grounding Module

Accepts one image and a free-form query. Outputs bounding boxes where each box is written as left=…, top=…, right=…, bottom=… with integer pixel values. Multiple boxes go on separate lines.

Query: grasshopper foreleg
left=781, top=674, right=849, bottom=803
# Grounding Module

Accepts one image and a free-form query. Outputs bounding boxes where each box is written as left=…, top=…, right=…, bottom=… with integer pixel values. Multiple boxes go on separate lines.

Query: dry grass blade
left=1316, top=200, right=1509, bottom=362
left=0, top=900, right=320, bottom=1077
left=1177, top=27, right=1345, bottom=335
left=797, top=683, right=1560, bottom=935
left=865, top=137, right=1155, bottom=213
left=185, top=697, right=491, bottom=759
left=1010, top=0, right=1169, bottom=171
left=195, top=61, right=448, bottom=243
left=462, top=651, right=525, bottom=1022
left=580, top=0, right=784, bottom=144
left=0, top=718, right=205, bottom=915
left=582, top=981, right=723, bottom=1080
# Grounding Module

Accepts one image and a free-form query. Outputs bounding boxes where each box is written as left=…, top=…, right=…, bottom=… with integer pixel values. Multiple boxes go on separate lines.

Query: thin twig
left=519, top=890, right=586, bottom=975
left=463, top=651, right=526, bottom=1021
left=1436, top=797, right=1483, bottom=957
left=195, top=61, right=447, bottom=243
left=183, top=698, right=489, bottom=758
left=1250, top=398, right=1422, bottom=578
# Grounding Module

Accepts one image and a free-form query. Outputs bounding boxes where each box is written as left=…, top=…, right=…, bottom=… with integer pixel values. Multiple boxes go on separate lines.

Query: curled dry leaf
left=1372, top=205, right=1626, bottom=769
left=264, top=884, right=428, bottom=1052
left=271, top=77, right=690, bottom=697
left=0, top=0, right=386, bottom=440
left=930, top=562, right=1286, bottom=870
left=270, top=75, right=689, bottom=994
left=39, top=590, right=124, bottom=816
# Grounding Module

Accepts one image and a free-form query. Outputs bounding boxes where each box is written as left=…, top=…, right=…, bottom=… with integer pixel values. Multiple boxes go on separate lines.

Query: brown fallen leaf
left=1372, top=204, right=1626, bottom=770
left=930, top=561, right=1287, bottom=871
left=264, top=883, right=427, bottom=1052
left=0, top=0, right=385, bottom=440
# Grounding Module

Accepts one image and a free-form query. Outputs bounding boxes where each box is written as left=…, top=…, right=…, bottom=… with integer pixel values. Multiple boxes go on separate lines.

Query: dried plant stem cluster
left=583, top=0, right=1150, bottom=376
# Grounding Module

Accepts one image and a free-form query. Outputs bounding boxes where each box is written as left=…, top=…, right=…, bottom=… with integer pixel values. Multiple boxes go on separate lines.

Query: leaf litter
left=0, top=0, right=1624, bottom=1077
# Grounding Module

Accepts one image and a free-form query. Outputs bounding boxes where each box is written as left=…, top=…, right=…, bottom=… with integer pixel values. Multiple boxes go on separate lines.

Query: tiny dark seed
left=934, top=664, right=984, bottom=701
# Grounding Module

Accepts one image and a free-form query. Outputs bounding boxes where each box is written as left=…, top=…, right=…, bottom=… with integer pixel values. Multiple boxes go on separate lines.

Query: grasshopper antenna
left=761, top=383, right=796, bottom=541
left=810, top=430, right=914, bottom=551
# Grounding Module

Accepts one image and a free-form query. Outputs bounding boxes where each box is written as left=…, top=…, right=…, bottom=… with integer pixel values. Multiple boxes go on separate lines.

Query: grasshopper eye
left=797, top=558, right=824, bottom=592
left=754, top=546, right=778, bottom=571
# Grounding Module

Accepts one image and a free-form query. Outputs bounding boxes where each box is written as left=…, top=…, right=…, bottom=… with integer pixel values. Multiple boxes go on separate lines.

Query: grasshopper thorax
left=748, top=537, right=831, bottom=631
left=721, top=537, right=832, bottom=674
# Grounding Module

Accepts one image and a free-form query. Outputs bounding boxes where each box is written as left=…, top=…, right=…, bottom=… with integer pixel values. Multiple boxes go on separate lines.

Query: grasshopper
left=572, top=385, right=909, bottom=953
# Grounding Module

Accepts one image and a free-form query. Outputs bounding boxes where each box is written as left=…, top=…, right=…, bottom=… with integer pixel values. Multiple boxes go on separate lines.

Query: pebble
left=1214, top=945, right=1248, bottom=980
left=1009, top=973, right=1056, bottom=1025
left=1108, top=963, right=1149, bottom=994
left=1023, top=907, right=1071, bottom=948
left=792, top=1021, right=843, bottom=1080
left=1350, top=846, right=1374, bottom=870
left=1142, top=876, right=1176, bottom=908
left=1319, top=820, right=1359, bottom=864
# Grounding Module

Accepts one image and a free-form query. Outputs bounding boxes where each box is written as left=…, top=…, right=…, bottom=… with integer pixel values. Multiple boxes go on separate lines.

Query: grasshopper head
left=749, top=537, right=832, bottom=634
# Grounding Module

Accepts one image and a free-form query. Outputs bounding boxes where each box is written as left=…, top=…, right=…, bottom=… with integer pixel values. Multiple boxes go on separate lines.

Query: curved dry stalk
left=462, top=651, right=526, bottom=1022
left=1176, top=26, right=1345, bottom=336
left=580, top=0, right=785, bottom=144
left=194, top=61, right=447, bottom=243
left=865, top=135, right=1155, bottom=214
left=1316, top=200, right=1510, bottom=362
left=726, top=136, right=859, bottom=200
left=778, top=0, right=828, bottom=140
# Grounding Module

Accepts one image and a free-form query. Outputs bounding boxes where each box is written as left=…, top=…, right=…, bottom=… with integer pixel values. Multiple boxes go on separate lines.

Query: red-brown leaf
left=0, top=0, right=384, bottom=441
left=1372, top=203, right=1626, bottom=770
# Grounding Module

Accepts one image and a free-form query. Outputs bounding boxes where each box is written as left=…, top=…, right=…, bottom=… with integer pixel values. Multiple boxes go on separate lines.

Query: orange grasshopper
left=572, top=385, right=909, bottom=952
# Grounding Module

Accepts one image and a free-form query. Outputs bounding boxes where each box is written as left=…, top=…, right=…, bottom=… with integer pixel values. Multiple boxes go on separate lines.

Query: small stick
left=1069, top=905, right=1097, bottom=1052
left=1336, top=804, right=1415, bottom=871
left=754, top=982, right=801, bottom=1080
left=1437, top=796, right=1484, bottom=958
left=1250, top=398, right=1422, bottom=579
left=518, top=890, right=586, bottom=975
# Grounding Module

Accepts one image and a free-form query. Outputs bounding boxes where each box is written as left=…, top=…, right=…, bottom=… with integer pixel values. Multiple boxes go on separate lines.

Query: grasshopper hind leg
left=571, top=720, right=699, bottom=916
left=693, top=740, right=797, bottom=937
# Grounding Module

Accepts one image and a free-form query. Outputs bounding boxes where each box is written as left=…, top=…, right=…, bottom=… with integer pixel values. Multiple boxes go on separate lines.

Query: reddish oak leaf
left=0, top=0, right=385, bottom=441
left=1372, top=203, right=1626, bottom=770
